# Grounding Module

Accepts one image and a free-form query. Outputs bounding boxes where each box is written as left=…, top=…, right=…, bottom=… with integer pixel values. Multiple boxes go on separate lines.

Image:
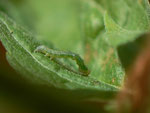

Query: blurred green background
left=0, top=0, right=82, bottom=52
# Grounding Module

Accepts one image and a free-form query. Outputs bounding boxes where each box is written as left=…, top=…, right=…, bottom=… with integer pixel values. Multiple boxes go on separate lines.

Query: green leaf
left=90, top=34, right=125, bottom=87
left=103, top=0, right=150, bottom=72
left=96, top=0, right=150, bottom=29
left=95, top=0, right=129, bottom=26
left=0, top=12, right=118, bottom=92
left=103, top=0, right=150, bottom=73
left=142, top=0, right=150, bottom=21
left=81, top=0, right=104, bottom=39
left=123, top=0, right=150, bottom=30
left=81, top=0, right=125, bottom=87
left=104, top=12, right=144, bottom=47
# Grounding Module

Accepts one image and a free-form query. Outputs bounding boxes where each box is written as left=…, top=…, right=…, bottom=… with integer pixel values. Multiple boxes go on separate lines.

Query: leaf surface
left=0, top=12, right=118, bottom=93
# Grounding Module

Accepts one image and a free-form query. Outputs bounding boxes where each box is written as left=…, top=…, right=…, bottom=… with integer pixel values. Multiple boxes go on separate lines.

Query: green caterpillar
left=34, top=45, right=90, bottom=76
